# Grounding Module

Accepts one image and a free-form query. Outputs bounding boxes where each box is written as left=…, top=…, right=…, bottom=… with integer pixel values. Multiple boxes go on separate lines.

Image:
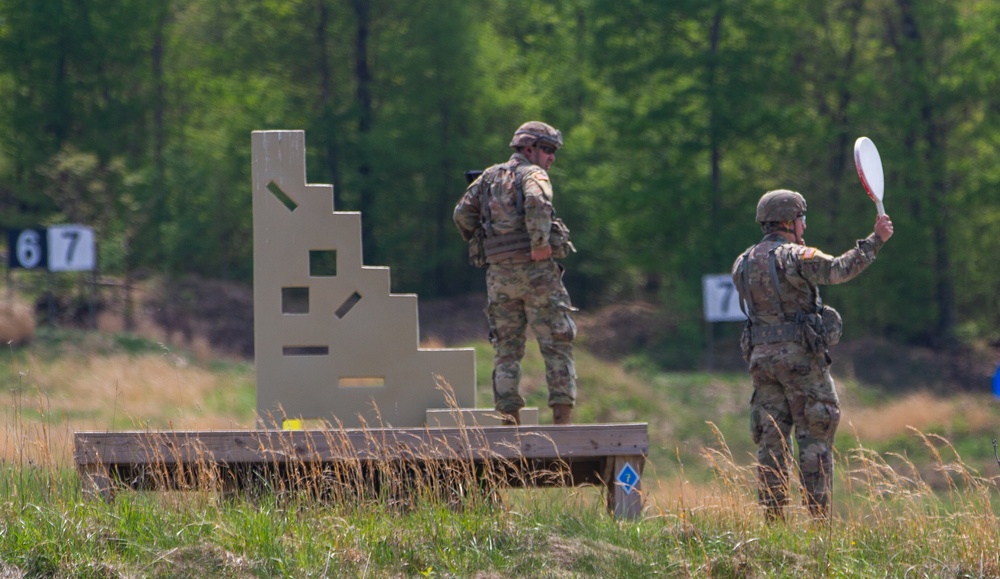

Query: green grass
left=1, top=475, right=997, bottom=577
left=2, top=329, right=1000, bottom=576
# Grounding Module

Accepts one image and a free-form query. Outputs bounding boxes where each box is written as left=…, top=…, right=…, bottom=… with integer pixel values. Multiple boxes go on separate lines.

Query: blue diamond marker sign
left=616, top=462, right=640, bottom=496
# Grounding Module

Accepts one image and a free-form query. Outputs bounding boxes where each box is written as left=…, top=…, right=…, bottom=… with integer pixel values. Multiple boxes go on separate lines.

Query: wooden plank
left=605, top=454, right=645, bottom=520
left=424, top=407, right=539, bottom=426
left=75, top=424, right=649, bottom=466
left=74, top=424, right=649, bottom=519
left=79, top=463, right=113, bottom=502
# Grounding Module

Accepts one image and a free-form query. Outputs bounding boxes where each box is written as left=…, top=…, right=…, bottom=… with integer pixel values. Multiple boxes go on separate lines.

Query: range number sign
left=8, top=225, right=95, bottom=272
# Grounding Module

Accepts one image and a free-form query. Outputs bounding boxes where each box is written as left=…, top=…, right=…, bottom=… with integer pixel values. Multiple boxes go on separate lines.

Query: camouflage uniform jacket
left=732, top=232, right=885, bottom=330
left=453, top=153, right=555, bottom=260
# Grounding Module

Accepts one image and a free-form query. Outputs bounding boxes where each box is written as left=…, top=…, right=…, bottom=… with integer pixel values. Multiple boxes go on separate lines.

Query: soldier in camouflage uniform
left=453, top=121, right=577, bottom=426
left=732, top=189, right=894, bottom=521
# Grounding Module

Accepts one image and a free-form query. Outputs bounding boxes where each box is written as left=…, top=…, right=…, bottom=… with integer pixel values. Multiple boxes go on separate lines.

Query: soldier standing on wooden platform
left=454, top=121, right=578, bottom=426
left=732, top=189, right=894, bottom=522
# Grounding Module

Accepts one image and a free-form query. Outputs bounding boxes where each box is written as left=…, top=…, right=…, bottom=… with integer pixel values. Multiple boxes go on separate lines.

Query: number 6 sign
left=13, top=229, right=46, bottom=269
left=7, top=225, right=95, bottom=272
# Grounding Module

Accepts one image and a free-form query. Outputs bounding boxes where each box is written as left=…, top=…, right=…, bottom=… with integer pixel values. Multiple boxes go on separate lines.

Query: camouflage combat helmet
left=756, top=189, right=807, bottom=223
left=509, top=121, right=563, bottom=150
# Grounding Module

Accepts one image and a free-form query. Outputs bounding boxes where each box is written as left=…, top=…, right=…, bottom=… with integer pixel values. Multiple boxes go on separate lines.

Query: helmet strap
left=777, top=221, right=802, bottom=244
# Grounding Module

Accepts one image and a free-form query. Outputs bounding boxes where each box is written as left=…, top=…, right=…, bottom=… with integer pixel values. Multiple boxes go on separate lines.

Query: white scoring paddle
left=854, top=136, right=885, bottom=216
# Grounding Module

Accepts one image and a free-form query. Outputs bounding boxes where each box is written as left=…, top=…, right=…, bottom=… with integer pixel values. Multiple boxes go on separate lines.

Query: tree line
left=2, top=0, right=999, bottom=364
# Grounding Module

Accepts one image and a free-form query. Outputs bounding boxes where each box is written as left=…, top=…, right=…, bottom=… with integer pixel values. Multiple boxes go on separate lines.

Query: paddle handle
left=875, top=198, right=885, bottom=217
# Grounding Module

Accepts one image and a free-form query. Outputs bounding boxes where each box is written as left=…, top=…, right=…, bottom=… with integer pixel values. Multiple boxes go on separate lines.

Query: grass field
left=2, top=327, right=1000, bottom=577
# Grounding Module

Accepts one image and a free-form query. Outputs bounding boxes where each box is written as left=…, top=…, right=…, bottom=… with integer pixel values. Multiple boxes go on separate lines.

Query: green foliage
left=3, top=0, right=1000, bottom=356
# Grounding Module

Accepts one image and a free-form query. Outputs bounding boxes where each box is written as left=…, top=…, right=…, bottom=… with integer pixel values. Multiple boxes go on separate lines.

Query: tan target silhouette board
left=252, top=130, right=475, bottom=428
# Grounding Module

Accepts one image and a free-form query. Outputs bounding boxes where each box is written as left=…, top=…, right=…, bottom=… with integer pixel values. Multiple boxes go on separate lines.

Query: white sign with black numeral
left=8, top=225, right=96, bottom=272
left=702, top=274, right=746, bottom=322
left=46, top=224, right=95, bottom=272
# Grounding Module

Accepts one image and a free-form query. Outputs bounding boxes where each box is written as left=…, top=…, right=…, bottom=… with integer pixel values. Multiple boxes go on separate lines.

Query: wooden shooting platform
left=73, top=131, right=649, bottom=520
left=75, top=423, right=648, bottom=519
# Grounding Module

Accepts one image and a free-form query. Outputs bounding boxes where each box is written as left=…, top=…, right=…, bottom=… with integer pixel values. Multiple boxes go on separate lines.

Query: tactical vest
left=477, top=160, right=532, bottom=263
left=736, top=243, right=803, bottom=342
left=735, top=241, right=841, bottom=356
left=475, top=160, right=573, bottom=264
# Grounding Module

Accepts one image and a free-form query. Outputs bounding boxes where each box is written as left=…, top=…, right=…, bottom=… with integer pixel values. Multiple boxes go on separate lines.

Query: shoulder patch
left=800, top=247, right=834, bottom=260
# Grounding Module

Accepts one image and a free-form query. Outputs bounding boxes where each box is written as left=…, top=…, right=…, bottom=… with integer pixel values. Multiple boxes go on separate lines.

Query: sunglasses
left=798, top=214, right=806, bottom=225
left=539, top=145, right=557, bottom=155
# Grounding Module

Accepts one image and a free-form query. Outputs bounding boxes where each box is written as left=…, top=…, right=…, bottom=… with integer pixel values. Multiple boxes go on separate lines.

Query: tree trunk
left=315, top=0, right=342, bottom=210
left=352, top=0, right=376, bottom=264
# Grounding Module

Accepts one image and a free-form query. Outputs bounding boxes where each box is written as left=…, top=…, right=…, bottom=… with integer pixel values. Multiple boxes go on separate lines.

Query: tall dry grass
left=0, top=296, right=35, bottom=346
left=4, top=410, right=1000, bottom=575
left=65, top=379, right=578, bottom=515
left=4, top=326, right=1000, bottom=575
left=1, top=349, right=254, bottom=466
left=845, top=390, right=995, bottom=441
left=635, top=421, right=1000, bottom=576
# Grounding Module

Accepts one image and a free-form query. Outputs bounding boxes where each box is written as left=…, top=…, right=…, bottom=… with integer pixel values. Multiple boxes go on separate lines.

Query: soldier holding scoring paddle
left=732, top=189, right=893, bottom=522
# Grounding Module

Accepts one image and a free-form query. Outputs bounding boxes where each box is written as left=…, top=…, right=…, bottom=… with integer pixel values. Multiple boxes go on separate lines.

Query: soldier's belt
left=750, top=322, right=802, bottom=345
left=484, top=231, right=531, bottom=258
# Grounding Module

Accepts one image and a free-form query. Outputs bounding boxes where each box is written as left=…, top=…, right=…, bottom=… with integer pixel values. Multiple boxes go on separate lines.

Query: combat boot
left=552, top=404, right=573, bottom=425
left=501, top=409, right=521, bottom=426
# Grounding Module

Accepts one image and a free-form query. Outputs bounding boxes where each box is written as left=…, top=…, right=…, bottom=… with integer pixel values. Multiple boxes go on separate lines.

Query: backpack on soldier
left=468, top=161, right=574, bottom=265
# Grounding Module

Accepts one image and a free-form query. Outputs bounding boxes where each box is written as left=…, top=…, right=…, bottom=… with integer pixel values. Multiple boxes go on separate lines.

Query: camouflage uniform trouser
left=485, top=260, right=577, bottom=413
left=749, top=344, right=840, bottom=519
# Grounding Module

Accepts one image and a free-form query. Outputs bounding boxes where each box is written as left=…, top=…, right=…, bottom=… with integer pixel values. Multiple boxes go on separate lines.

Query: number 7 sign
left=47, top=225, right=95, bottom=272
left=702, top=274, right=746, bottom=322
